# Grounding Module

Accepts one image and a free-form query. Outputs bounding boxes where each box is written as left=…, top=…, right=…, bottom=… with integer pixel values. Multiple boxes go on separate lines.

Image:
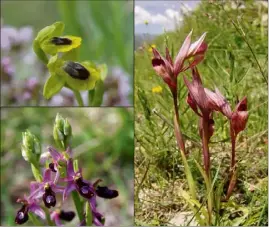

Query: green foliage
left=135, top=1, right=267, bottom=226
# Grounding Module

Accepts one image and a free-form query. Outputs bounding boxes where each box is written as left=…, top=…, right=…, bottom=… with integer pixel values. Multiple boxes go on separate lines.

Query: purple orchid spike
left=15, top=182, right=46, bottom=225
left=28, top=169, right=64, bottom=208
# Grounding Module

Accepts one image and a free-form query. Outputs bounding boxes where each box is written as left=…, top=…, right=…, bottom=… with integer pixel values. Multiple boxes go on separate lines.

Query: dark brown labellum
left=75, top=177, right=95, bottom=199
left=51, top=37, right=72, bottom=45
left=59, top=210, right=75, bottom=222
left=49, top=163, right=57, bottom=172
left=63, top=61, right=90, bottom=80
left=15, top=205, right=29, bottom=224
left=43, top=186, right=56, bottom=208
left=96, top=186, right=118, bottom=199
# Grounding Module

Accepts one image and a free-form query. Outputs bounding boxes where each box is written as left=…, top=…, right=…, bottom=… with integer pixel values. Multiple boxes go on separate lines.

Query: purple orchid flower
left=15, top=182, right=45, bottom=225
left=47, top=146, right=72, bottom=181
left=29, top=168, right=64, bottom=208
left=63, top=158, right=95, bottom=200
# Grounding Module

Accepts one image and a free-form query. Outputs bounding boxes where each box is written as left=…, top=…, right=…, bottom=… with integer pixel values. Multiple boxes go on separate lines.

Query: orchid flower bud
left=21, top=131, right=41, bottom=166
left=53, top=113, right=72, bottom=149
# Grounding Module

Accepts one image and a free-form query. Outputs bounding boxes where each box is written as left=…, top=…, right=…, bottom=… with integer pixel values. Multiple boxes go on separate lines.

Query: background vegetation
left=135, top=0, right=268, bottom=226
left=1, top=0, right=133, bottom=106
left=1, top=108, right=134, bottom=226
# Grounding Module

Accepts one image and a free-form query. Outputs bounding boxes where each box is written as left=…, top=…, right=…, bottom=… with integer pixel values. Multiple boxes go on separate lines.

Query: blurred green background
left=1, top=108, right=134, bottom=226
left=1, top=0, right=133, bottom=106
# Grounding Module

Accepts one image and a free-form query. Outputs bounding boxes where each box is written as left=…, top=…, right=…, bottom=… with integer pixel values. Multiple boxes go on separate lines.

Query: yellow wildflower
left=148, top=44, right=156, bottom=52
left=152, top=86, right=163, bottom=93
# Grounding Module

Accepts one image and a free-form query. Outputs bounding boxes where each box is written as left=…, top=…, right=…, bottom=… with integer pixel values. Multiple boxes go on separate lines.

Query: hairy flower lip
left=51, top=37, right=72, bottom=45
left=59, top=210, right=76, bottom=222
left=96, top=186, right=119, bottom=199
left=42, top=185, right=56, bottom=208
left=63, top=61, right=90, bottom=80
left=15, top=204, right=29, bottom=225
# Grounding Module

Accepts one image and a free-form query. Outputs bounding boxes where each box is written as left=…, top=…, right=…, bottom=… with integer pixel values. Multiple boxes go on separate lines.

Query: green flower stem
left=73, top=89, right=84, bottom=107
left=85, top=202, right=93, bottom=225
left=88, top=90, right=94, bottom=106
left=29, top=212, right=43, bottom=226
left=43, top=206, right=54, bottom=226
left=31, top=164, right=42, bottom=182
left=72, top=191, right=84, bottom=222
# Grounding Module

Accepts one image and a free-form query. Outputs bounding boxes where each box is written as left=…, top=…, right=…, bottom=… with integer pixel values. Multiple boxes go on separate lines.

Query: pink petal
left=63, top=181, right=76, bottom=200
left=165, top=47, right=173, bottom=66
left=187, top=32, right=207, bottom=56
left=67, top=158, right=75, bottom=177
left=48, top=146, right=62, bottom=161
left=174, top=30, right=192, bottom=75
left=43, top=168, right=52, bottom=182
left=29, top=203, right=45, bottom=219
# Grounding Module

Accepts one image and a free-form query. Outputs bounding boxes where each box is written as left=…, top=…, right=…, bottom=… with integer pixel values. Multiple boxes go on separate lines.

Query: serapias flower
left=151, top=30, right=207, bottom=93
left=43, top=55, right=101, bottom=99
left=51, top=209, right=75, bottom=226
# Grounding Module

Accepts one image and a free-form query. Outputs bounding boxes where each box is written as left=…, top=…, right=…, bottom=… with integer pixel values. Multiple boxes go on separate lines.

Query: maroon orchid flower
left=51, top=209, right=75, bottom=226
left=152, top=31, right=207, bottom=93
left=27, top=169, right=64, bottom=208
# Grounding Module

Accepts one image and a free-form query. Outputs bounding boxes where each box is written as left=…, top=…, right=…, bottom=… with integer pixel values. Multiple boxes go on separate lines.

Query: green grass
left=1, top=108, right=134, bottom=226
left=135, top=1, right=267, bottom=226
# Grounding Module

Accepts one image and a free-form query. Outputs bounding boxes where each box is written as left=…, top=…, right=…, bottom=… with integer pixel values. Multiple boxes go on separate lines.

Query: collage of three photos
left=0, top=0, right=268, bottom=226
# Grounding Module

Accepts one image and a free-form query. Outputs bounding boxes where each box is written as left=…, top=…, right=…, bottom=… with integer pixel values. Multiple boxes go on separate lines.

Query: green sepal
left=43, top=74, right=65, bottom=99
left=91, top=80, right=104, bottom=106
left=33, top=40, right=48, bottom=64
left=35, top=21, right=65, bottom=43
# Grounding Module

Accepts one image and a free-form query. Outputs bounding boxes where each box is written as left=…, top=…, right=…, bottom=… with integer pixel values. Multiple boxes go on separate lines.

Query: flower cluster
left=15, top=115, right=118, bottom=226
left=33, top=22, right=107, bottom=100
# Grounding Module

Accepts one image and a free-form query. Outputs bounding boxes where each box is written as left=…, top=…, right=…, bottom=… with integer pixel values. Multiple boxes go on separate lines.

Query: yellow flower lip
left=152, top=85, right=163, bottom=93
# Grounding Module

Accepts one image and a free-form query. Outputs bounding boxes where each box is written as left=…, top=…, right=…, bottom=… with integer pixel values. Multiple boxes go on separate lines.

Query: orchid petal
left=43, top=168, right=52, bottom=182
left=174, top=30, right=192, bottom=75
left=187, top=32, right=207, bottom=56
left=29, top=203, right=46, bottom=219
left=63, top=181, right=76, bottom=200
left=48, top=146, right=62, bottom=161
left=67, top=158, right=75, bottom=177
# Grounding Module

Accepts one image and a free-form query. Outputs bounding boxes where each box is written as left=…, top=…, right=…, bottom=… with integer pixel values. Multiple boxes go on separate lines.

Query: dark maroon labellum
left=49, top=163, right=57, bottom=172
left=43, top=186, right=56, bottom=208
left=59, top=210, right=75, bottom=222
left=96, top=186, right=119, bottom=199
left=51, top=37, right=72, bottom=45
left=75, top=177, right=95, bottom=199
left=152, top=58, right=165, bottom=67
left=63, top=61, right=90, bottom=80
left=15, top=205, right=29, bottom=225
